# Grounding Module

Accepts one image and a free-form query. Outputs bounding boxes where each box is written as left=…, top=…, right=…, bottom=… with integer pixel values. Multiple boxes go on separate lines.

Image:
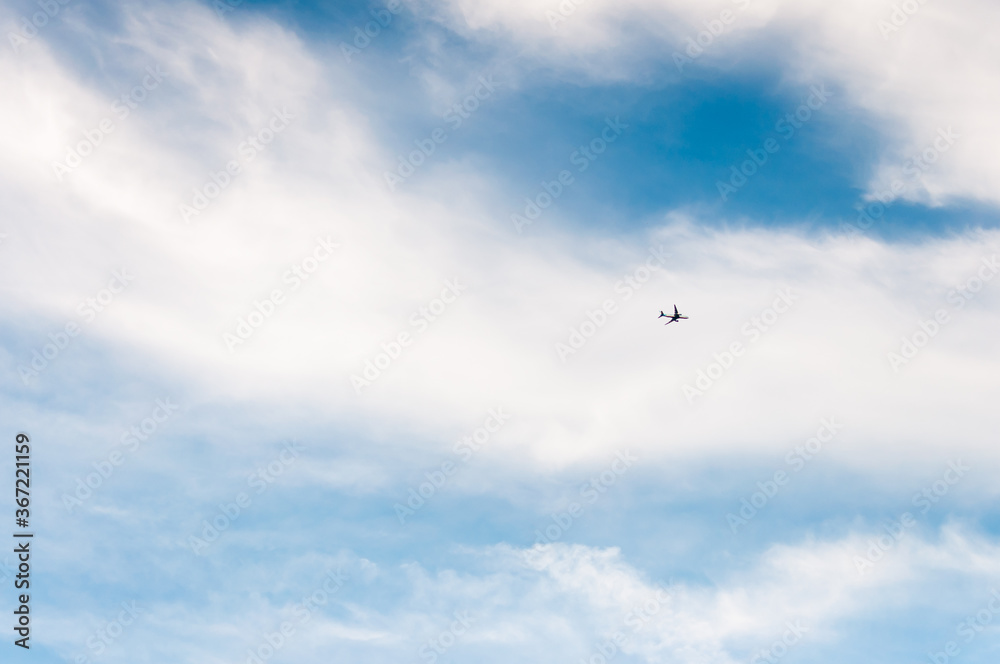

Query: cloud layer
left=1, top=1, right=998, bottom=662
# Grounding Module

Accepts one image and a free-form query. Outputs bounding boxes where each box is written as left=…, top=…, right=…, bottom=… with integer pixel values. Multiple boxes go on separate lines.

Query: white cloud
left=44, top=527, right=1000, bottom=663
left=7, top=5, right=999, bottom=664
left=2, top=2, right=998, bottom=483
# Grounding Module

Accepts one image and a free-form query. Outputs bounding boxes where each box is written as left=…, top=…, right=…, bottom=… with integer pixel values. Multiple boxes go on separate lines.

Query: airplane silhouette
left=659, top=305, right=689, bottom=325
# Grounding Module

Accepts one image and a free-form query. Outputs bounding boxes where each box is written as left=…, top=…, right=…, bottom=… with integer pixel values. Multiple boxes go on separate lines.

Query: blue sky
left=2, top=0, right=1000, bottom=662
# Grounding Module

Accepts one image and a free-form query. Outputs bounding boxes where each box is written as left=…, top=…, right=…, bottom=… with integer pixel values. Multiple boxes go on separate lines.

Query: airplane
left=659, top=305, right=689, bottom=325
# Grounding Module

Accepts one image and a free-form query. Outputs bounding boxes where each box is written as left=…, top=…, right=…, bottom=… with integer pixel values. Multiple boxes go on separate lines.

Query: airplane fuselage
left=659, top=306, right=688, bottom=324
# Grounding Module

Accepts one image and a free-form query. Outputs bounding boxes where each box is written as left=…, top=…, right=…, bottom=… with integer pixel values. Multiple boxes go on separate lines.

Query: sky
left=1, top=0, right=1000, bottom=662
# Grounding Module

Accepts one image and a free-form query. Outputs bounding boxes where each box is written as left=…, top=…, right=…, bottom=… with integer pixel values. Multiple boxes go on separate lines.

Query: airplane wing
left=673, top=305, right=679, bottom=315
